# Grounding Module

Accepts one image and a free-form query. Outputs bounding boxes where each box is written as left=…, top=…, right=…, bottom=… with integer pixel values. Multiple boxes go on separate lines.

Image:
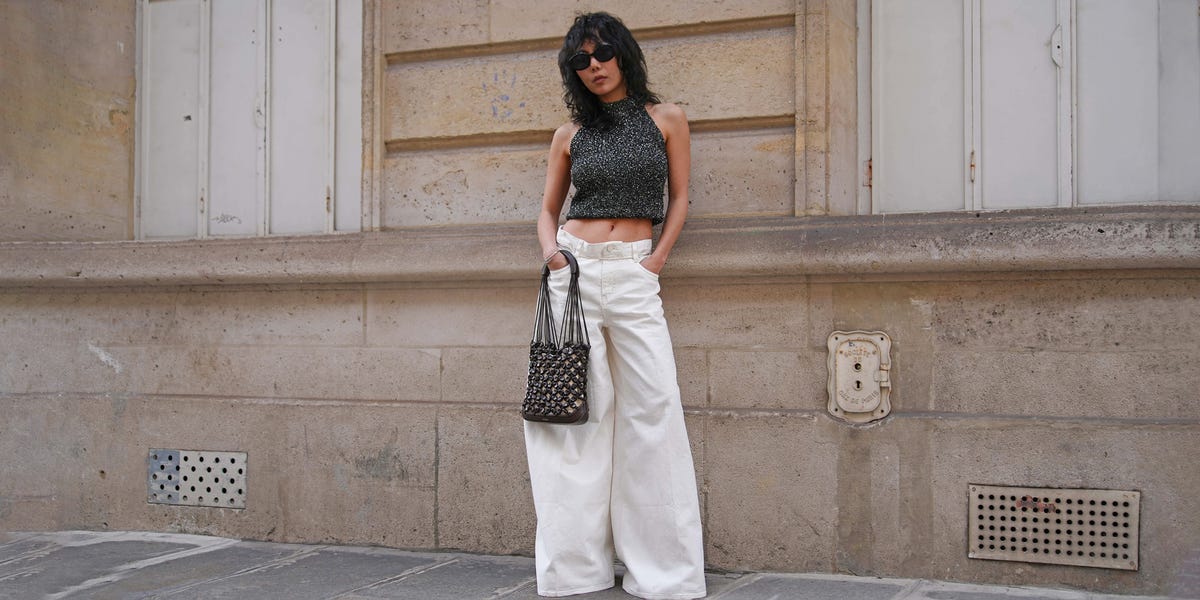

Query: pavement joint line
left=0, top=566, right=40, bottom=583
left=0, top=542, right=57, bottom=568
left=0, top=532, right=35, bottom=552
left=705, top=572, right=763, bottom=599
left=912, top=579, right=1092, bottom=599
left=146, top=543, right=331, bottom=598
left=41, top=535, right=240, bottom=600
left=889, top=577, right=928, bottom=599
left=329, top=556, right=461, bottom=598
left=489, top=574, right=538, bottom=599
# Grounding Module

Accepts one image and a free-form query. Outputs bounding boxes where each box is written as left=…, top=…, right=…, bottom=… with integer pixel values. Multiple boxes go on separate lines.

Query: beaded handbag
left=522, top=249, right=590, bottom=424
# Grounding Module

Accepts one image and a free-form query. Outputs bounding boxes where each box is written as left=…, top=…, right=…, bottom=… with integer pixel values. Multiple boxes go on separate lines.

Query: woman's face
left=574, top=39, right=626, bottom=102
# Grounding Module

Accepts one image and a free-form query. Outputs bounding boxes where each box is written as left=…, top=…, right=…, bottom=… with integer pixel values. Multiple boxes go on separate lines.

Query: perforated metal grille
left=148, top=449, right=247, bottom=509
left=968, top=484, right=1139, bottom=570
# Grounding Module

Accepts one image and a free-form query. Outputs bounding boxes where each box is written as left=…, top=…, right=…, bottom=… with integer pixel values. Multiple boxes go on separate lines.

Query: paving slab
left=0, top=532, right=1181, bottom=600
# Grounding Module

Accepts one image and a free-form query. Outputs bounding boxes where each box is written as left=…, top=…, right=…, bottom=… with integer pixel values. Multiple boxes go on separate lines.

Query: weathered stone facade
left=1, top=1, right=1197, bottom=596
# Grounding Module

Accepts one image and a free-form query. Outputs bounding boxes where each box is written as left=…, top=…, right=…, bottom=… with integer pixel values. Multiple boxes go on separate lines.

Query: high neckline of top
left=600, top=96, right=640, bottom=113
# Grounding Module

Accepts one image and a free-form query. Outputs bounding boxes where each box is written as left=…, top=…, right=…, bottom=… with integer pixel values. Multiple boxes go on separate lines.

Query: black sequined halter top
left=565, top=97, right=669, bottom=225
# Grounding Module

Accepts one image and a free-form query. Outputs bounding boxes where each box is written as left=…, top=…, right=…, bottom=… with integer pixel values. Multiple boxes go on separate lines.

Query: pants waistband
left=557, top=228, right=652, bottom=260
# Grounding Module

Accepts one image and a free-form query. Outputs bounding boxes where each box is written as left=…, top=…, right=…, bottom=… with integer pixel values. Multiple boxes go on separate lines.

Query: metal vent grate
left=968, top=484, right=1139, bottom=570
left=148, top=449, right=247, bottom=509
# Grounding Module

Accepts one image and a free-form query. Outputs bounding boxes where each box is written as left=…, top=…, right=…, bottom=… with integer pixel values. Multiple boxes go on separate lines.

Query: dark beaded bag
left=522, top=249, right=590, bottom=424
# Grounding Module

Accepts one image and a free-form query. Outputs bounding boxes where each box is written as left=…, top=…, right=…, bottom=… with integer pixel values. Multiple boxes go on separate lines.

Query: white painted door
left=873, top=0, right=1065, bottom=213
left=872, top=0, right=969, bottom=213
left=137, top=0, right=362, bottom=239
left=1076, top=0, right=1200, bottom=205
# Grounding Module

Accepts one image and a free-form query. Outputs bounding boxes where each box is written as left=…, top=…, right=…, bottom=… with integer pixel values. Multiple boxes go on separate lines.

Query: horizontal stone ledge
left=0, top=206, right=1196, bottom=289
left=385, top=14, right=795, bottom=65
left=384, top=115, right=794, bottom=154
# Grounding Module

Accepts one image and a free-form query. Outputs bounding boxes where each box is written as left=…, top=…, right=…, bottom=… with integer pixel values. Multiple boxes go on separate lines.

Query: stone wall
left=0, top=0, right=136, bottom=241
left=380, top=0, right=802, bottom=226
left=0, top=1, right=1198, bottom=597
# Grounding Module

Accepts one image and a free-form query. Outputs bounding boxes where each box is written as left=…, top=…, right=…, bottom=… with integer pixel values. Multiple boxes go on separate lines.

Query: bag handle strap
left=532, top=249, right=589, bottom=348
left=540, top=248, right=579, bottom=277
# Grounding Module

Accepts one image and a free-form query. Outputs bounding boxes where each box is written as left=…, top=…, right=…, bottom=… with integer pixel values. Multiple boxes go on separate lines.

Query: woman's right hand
left=545, top=251, right=568, bottom=271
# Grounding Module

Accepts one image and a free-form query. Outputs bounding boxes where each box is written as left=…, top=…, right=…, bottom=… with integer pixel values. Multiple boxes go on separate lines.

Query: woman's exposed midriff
left=562, top=217, right=653, bottom=243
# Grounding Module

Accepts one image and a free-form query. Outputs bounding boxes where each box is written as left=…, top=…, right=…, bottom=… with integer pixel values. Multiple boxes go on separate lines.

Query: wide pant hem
left=622, top=584, right=707, bottom=600
left=537, top=581, right=615, bottom=597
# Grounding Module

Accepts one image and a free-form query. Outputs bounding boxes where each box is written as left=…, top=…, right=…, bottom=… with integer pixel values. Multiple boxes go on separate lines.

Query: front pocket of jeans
left=633, top=260, right=660, bottom=279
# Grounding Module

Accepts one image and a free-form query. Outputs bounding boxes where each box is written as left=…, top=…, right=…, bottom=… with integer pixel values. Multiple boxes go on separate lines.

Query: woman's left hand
left=639, top=254, right=665, bottom=275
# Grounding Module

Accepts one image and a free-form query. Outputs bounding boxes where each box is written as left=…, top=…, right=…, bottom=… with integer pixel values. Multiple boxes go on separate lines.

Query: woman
left=523, top=12, right=706, bottom=600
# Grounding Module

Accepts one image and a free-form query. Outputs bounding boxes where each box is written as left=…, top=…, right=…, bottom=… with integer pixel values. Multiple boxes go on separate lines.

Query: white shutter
left=1157, top=0, right=1200, bottom=203
left=1076, top=0, right=1161, bottom=205
left=977, top=0, right=1062, bottom=209
left=1075, top=0, right=1200, bottom=205
left=335, top=0, right=363, bottom=232
left=872, top=0, right=968, bottom=213
left=208, top=0, right=266, bottom=236
left=137, top=0, right=362, bottom=238
left=268, top=0, right=334, bottom=234
left=139, top=0, right=203, bottom=238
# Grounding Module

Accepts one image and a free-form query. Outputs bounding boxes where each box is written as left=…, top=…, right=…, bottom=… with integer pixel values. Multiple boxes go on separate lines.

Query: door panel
left=873, top=0, right=967, bottom=213
left=142, top=0, right=203, bottom=238
left=979, top=0, right=1059, bottom=209
left=208, top=0, right=265, bottom=236
left=269, top=0, right=332, bottom=234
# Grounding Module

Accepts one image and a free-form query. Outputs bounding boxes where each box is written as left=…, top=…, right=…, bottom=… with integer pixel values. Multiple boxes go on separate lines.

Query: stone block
left=686, top=413, right=706, bottom=514
left=674, top=347, right=707, bottom=408
left=0, top=1, right=135, bottom=242
left=704, top=413, right=837, bottom=571
left=690, top=129, right=795, bottom=217
left=708, top=349, right=825, bottom=410
left=382, top=146, right=548, bottom=227
left=436, top=407, right=534, bottom=554
left=933, top=349, right=1200, bottom=419
left=0, top=290, right=177, bottom=346
left=59, top=345, right=442, bottom=401
left=932, top=278, right=1200, bottom=352
left=367, top=286, right=533, bottom=347
left=663, top=282, right=807, bottom=348
left=385, top=30, right=795, bottom=141
left=649, top=28, right=795, bottom=120
left=382, top=127, right=794, bottom=227
left=0, top=395, right=122, bottom=531
left=382, top=0, right=489, bottom=54
left=829, top=282, right=938, bottom=412
left=442, top=346, right=529, bottom=404
left=920, top=420, right=1200, bottom=593
left=272, top=404, right=438, bottom=547
left=488, top=0, right=795, bottom=44
left=386, top=50, right=564, bottom=141
left=165, top=289, right=365, bottom=346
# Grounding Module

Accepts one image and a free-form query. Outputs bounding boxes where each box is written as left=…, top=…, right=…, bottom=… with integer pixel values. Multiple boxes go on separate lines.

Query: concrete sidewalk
left=0, top=531, right=1182, bottom=600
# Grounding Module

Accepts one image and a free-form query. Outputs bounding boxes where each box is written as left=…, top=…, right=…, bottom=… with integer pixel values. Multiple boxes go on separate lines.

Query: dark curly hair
left=558, top=12, right=660, bottom=130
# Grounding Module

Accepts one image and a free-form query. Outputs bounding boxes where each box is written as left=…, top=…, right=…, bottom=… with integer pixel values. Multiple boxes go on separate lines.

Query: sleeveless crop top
left=565, top=97, right=669, bottom=225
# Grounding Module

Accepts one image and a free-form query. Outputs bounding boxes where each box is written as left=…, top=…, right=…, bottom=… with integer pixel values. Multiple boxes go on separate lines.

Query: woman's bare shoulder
left=647, top=102, right=688, bottom=125
left=552, top=121, right=581, bottom=153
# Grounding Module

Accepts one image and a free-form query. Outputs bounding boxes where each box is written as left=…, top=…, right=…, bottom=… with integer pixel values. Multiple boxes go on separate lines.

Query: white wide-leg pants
left=523, top=229, right=706, bottom=600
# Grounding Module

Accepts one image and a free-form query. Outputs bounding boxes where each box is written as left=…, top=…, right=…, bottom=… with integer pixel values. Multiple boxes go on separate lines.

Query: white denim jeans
left=523, top=228, right=706, bottom=600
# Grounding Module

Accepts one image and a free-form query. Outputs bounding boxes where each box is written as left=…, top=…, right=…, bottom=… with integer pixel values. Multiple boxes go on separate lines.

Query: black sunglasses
left=568, top=44, right=616, bottom=71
